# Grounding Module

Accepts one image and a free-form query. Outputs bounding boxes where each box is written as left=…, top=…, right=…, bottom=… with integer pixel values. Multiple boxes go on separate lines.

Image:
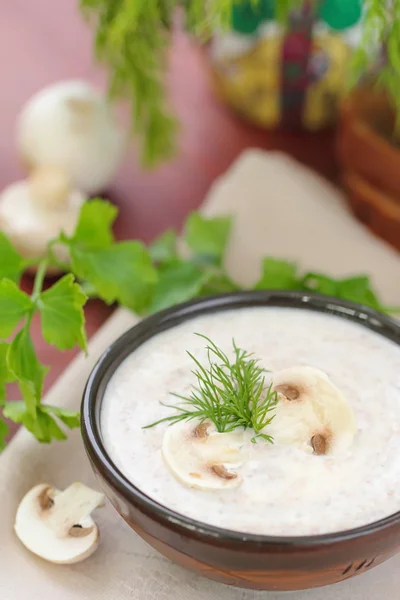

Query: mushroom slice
left=15, top=482, right=105, bottom=564
left=267, top=366, right=357, bottom=456
left=162, top=421, right=248, bottom=490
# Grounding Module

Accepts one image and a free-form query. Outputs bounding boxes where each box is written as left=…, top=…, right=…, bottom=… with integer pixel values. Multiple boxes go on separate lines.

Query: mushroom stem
left=28, top=166, right=71, bottom=210
left=38, top=485, right=55, bottom=510
left=45, top=482, right=104, bottom=539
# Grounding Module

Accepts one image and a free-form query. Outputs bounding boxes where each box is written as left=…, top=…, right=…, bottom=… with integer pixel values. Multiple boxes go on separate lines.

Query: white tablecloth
left=1, top=149, right=399, bottom=599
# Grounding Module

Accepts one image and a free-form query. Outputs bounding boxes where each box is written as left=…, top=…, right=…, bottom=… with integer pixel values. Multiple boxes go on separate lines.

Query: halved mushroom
left=162, top=421, right=248, bottom=490
left=15, top=482, right=105, bottom=564
left=267, top=366, right=357, bottom=455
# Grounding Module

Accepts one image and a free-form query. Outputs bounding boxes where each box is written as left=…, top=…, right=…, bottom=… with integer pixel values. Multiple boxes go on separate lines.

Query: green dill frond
left=80, top=0, right=179, bottom=167
left=144, top=333, right=278, bottom=442
left=79, top=0, right=240, bottom=167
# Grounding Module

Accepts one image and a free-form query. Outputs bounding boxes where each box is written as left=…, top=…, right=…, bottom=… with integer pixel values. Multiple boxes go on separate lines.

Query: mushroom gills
left=15, top=482, right=105, bottom=564
left=268, top=366, right=357, bottom=456
left=162, top=420, right=249, bottom=490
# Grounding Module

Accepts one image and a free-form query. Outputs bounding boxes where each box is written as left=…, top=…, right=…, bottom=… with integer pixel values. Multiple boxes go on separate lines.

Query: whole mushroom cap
left=17, top=80, right=127, bottom=194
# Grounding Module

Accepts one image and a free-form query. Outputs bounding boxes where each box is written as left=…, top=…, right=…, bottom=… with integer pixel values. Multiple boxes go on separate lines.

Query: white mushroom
left=17, top=80, right=127, bottom=194
left=0, top=166, right=85, bottom=271
left=162, top=421, right=248, bottom=490
left=15, top=482, right=105, bottom=564
left=267, top=366, right=357, bottom=455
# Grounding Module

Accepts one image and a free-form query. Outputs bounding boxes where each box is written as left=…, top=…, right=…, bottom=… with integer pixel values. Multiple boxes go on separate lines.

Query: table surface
left=1, top=1, right=337, bottom=435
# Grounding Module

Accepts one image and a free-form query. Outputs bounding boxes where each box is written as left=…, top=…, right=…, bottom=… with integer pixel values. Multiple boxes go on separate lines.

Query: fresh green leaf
left=0, top=279, right=32, bottom=337
left=149, top=229, right=178, bottom=264
left=254, top=258, right=299, bottom=290
left=0, top=343, right=13, bottom=406
left=337, top=276, right=381, bottom=309
left=301, top=273, right=339, bottom=296
left=301, top=273, right=383, bottom=311
left=7, top=329, right=47, bottom=415
left=23, top=409, right=66, bottom=443
left=184, top=213, right=232, bottom=266
left=3, top=401, right=26, bottom=422
left=149, top=262, right=212, bottom=313
left=0, top=416, right=8, bottom=450
left=0, top=233, right=25, bottom=283
left=42, top=405, right=80, bottom=429
left=71, top=199, right=117, bottom=249
left=199, top=272, right=239, bottom=296
left=71, top=241, right=157, bottom=313
left=38, top=274, right=88, bottom=351
left=0, top=416, right=8, bottom=448
left=40, top=412, right=67, bottom=441
left=4, top=402, right=67, bottom=443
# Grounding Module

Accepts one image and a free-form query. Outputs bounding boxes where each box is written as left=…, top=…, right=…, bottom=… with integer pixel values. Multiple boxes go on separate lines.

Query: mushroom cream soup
left=101, top=307, right=400, bottom=536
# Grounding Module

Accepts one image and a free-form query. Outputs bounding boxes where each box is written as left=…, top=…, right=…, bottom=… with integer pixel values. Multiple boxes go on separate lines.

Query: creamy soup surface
left=101, top=308, right=400, bottom=536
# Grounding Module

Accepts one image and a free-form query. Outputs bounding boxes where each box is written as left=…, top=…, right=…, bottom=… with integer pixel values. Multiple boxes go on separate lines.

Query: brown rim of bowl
left=81, top=290, right=400, bottom=550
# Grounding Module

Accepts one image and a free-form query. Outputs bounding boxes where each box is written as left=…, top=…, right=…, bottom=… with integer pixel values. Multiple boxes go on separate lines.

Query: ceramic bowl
left=81, top=291, right=400, bottom=591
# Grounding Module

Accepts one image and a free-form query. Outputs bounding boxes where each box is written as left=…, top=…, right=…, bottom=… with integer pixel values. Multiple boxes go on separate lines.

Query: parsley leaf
left=41, top=405, right=80, bottom=429
left=36, top=411, right=67, bottom=441
left=7, top=329, right=47, bottom=416
left=71, top=241, right=158, bottom=313
left=0, top=417, right=8, bottom=450
left=0, top=279, right=32, bottom=337
left=337, top=276, right=382, bottom=310
left=149, top=229, right=178, bottom=264
left=3, top=402, right=77, bottom=443
left=255, top=258, right=299, bottom=290
left=0, top=343, right=13, bottom=406
left=199, top=272, right=239, bottom=296
left=149, top=262, right=212, bottom=313
left=72, top=198, right=117, bottom=249
left=38, top=274, right=87, bottom=351
left=300, top=272, right=383, bottom=310
left=184, top=213, right=232, bottom=266
left=3, top=401, right=25, bottom=422
left=0, top=233, right=25, bottom=283
left=301, top=272, right=340, bottom=296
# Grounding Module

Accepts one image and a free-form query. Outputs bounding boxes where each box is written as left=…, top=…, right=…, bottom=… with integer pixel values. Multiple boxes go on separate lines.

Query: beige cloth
left=1, top=149, right=399, bottom=599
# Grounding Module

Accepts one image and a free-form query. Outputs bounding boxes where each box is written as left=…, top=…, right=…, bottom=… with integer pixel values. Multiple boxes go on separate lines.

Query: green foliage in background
left=0, top=199, right=397, bottom=450
left=352, top=0, right=400, bottom=128
left=79, top=0, right=400, bottom=165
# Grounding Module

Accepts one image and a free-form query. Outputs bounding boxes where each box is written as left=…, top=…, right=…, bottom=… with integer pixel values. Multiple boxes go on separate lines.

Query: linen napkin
left=1, top=149, right=399, bottom=600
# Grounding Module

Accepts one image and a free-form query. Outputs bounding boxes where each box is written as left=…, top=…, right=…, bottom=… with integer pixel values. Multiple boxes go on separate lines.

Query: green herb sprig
left=0, top=198, right=397, bottom=451
left=144, top=334, right=278, bottom=442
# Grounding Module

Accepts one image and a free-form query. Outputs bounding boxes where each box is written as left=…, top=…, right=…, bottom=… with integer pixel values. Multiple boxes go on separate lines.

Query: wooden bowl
left=82, top=291, right=400, bottom=591
left=343, top=170, right=400, bottom=252
left=338, top=87, right=400, bottom=201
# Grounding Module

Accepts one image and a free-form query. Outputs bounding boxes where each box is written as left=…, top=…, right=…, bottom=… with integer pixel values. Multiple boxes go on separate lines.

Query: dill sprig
left=144, top=333, right=277, bottom=442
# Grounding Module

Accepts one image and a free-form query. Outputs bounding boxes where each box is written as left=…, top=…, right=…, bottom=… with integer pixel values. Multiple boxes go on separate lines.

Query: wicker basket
left=337, top=87, right=400, bottom=252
